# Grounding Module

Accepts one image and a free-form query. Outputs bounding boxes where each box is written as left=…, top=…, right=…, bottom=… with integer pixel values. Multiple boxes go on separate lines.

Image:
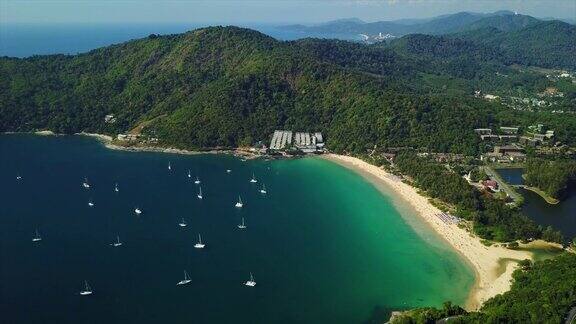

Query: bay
left=0, top=134, right=473, bottom=323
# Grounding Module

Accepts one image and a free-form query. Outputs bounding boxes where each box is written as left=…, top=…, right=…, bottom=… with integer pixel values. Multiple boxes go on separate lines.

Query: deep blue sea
left=0, top=23, right=359, bottom=57
left=0, top=134, right=473, bottom=323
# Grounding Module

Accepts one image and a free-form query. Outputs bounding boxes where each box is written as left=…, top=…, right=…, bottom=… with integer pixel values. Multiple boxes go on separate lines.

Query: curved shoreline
left=5, top=132, right=557, bottom=310
left=321, top=154, right=537, bottom=310
left=521, top=185, right=560, bottom=205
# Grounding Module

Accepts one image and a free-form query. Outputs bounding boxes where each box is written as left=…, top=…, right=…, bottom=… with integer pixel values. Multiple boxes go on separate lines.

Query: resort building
left=474, top=128, right=492, bottom=135
left=499, top=126, right=519, bottom=135
left=104, top=114, right=117, bottom=123
left=481, top=145, right=526, bottom=163
left=482, top=180, right=499, bottom=192
left=270, top=130, right=293, bottom=150
left=269, top=130, right=324, bottom=153
left=117, top=134, right=140, bottom=141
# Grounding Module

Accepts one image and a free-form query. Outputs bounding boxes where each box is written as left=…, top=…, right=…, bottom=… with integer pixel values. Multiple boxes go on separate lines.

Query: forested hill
left=284, top=11, right=539, bottom=36
left=1, top=26, right=575, bottom=154
left=452, top=20, right=576, bottom=70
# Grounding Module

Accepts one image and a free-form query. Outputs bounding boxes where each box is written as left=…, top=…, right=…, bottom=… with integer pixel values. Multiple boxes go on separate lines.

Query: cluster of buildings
left=475, top=124, right=557, bottom=163
left=474, top=126, right=520, bottom=142
left=116, top=133, right=158, bottom=144
left=360, top=32, right=397, bottom=43
left=481, top=144, right=526, bottom=163
left=269, top=130, right=325, bottom=154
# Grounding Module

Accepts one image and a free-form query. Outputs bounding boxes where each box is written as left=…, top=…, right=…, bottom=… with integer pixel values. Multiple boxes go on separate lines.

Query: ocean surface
left=497, top=168, right=576, bottom=239
left=0, top=134, right=473, bottom=324
left=0, top=23, right=359, bottom=58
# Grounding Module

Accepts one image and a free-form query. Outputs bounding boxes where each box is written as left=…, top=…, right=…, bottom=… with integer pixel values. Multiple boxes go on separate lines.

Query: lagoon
left=497, top=168, right=576, bottom=239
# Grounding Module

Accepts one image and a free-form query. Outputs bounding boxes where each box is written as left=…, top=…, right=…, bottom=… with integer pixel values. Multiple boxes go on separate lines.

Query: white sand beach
left=323, top=154, right=536, bottom=310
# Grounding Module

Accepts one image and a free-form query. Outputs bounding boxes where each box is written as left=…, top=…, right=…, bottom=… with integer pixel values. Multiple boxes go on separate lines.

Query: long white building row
left=270, top=130, right=324, bottom=152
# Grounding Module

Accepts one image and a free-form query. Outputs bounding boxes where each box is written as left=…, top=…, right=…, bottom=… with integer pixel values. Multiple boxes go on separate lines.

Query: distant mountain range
left=282, top=10, right=576, bottom=70
left=282, top=11, right=567, bottom=40
left=1, top=24, right=575, bottom=152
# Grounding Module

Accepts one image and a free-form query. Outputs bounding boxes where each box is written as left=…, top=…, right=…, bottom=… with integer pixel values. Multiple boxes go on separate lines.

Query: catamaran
left=260, top=184, right=267, bottom=194
left=238, top=217, right=246, bottom=229
left=82, top=178, right=90, bottom=189
left=177, top=270, right=191, bottom=286
left=178, top=218, right=187, bottom=227
left=250, top=173, right=257, bottom=183
left=244, top=272, right=256, bottom=287
left=16, top=174, right=22, bottom=180
left=194, top=176, right=201, bottom=185
left=112, top=235, right=122, bottom=247
left=134, top=207, right=142, bottom=215
left=194, top=234, right=205, bottom=249
left=197, top=187, right=203, bottom=199
left=80, top=280, right=93, bottom=296
left=88, top=200, right=94, bottom=207
left=235, top=196, right=243, bottom=208
left=32, top=229, right=42, bottom=242
left=114, top=183, right=119, bottom=192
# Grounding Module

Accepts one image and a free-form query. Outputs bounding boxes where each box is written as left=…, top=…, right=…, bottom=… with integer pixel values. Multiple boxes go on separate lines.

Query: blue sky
left=1, top=0, right=575, bottom=24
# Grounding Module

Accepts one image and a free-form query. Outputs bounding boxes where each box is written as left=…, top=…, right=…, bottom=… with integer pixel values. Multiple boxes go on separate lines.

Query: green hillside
left=393, top=253, right=576, bottom=324
left=454, top=20, right=576, bottom=69
left=1, top=26, right=575, bottom=154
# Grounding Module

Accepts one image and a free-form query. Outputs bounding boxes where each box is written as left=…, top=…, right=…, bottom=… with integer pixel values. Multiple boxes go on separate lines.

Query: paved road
left=482, top=166, right=523, bottom=205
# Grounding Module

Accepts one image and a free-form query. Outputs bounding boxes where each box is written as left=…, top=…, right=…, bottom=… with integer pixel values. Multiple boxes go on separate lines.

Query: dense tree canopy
left=1, top=26, right=575, bottom=154
left=394, top=152, right=553, bottom=242
left=393, top=253, right=576, bottom=324
left=524, top=158, right=576, bottom=200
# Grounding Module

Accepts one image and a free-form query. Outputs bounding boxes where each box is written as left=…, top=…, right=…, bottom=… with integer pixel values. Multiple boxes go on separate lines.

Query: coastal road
left=482, top=166, right=523, bottom=205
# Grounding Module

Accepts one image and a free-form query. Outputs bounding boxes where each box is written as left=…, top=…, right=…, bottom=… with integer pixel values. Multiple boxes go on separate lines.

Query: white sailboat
left=235, top=196, right=243, bottom=208
left=177, top=270, right=191, bottom=286
left=114, top=183, right=119, bottom=192
left=88, top=200, right=94, bottom=207
left=194, top=176, right=201, bottom=185
left=250, top=173, right=257, bottom=183
left=178, top=218, right=187, bottom=227
left=260, top=184, right=267, bottom=194
left=168, top=162, right=172, bottom=171
left=187, top=170, right=192, bottom=178
left=32, top=229, right=42, bottom=242
left=79, top=280, right=93, bottom=296
left=244, top=272, right=256, bottom=287
left=16, top=174, right=22, bottom=180
left=194, top=234, right=205, bottom=249
left=82, top=177, right=90, bottom=189
left=134, top=207, right=142, bottom=215
left=197, top=186, right=203, bottom=199
left=238, top=217, right=246, bottom=229
left=112, top=235, right=122, bottom=247
left=226, top=169, right=232, bottom=173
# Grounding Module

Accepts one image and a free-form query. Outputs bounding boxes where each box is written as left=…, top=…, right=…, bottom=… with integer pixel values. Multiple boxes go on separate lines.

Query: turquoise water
left=0, top=135, right=473, bottom=323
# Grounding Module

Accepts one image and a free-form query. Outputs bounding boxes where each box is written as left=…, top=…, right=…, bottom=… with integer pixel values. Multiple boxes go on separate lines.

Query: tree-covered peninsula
left=524, top=158, right=576, bottom=201
left=392, top=253, right=576, bottom=324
